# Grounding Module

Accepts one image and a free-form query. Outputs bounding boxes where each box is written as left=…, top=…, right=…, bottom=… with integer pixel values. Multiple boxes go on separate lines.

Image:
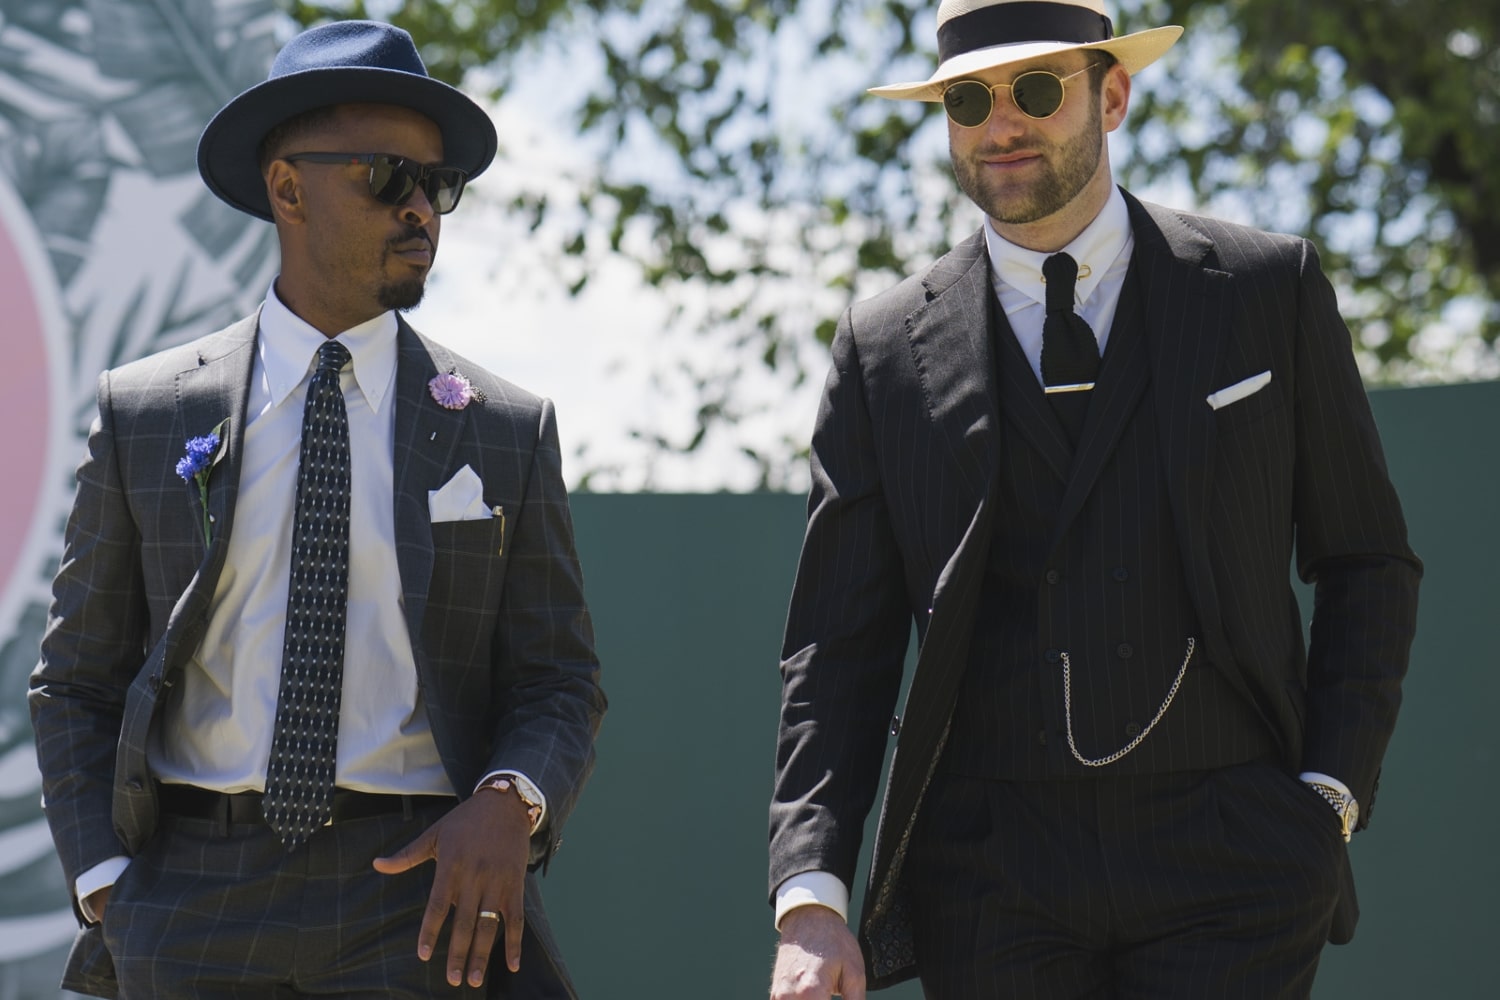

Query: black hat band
left=937, top=2, right=1114, bottom=64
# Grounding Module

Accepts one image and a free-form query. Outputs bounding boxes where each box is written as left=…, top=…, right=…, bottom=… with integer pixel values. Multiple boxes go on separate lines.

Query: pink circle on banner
left=0, top=204, right=51, bottom=592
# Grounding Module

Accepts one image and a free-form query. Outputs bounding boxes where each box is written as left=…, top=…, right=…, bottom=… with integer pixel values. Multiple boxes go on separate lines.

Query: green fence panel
left=546, top=380, right=1498, bottom=999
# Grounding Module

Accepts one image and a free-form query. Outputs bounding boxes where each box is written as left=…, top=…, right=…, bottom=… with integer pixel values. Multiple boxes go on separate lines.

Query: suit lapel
left=391, top=319, right=468, bottom=642
left=173, top=315, right=258, bottom=571
left=1126, top=194, right=1235, bottom=655
left=905, top=230, right=1001, bottom=507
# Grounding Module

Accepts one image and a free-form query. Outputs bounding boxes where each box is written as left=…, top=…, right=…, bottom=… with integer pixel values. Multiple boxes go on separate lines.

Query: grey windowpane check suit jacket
left=769, top=192, right=1421, bottom=989
left=31, top=312, right=605, bottom=997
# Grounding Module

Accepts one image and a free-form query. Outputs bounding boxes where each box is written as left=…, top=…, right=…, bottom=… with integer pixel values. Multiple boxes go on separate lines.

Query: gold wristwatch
left=1304, top=780, right=1358, bottom=842
left=476, top=773, right=543, bottom=834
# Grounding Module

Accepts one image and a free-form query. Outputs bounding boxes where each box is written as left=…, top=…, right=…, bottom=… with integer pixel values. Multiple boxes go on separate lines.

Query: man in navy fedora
left=769, top=1, right=1419, bottom=997
left=31, top=19, right=603, bottom=998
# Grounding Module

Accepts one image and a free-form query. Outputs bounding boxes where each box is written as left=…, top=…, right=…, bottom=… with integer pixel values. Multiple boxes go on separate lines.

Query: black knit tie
left=1040, top=252, right=1099, bottom=444
left=263, top=340, right=352, bottom=850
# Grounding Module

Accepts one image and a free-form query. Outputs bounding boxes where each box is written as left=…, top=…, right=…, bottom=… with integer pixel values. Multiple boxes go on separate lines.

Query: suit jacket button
left=1044, top=569, right=1062, bottom=585
left=889, top=715, right=902, bottom=736
left=1044, top=649, right=1061, bottom=664
left=1124, top=722, right=1142, bottom=738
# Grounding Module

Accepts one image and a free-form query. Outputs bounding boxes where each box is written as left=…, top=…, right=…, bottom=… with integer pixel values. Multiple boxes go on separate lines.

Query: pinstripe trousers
left=905, top=761, right=1344, bottom=999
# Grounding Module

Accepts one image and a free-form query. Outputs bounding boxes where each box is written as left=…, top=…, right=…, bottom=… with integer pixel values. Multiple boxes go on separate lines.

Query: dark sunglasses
left=942, top=64, right=1096, bottom=127
left=284, top=152, right=469, bottom=214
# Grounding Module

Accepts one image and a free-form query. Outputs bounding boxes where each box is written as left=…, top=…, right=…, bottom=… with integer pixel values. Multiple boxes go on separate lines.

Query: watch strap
left=476, top=774, right=543, bottom=834
left=1304, top=779, right=1358, bottom=842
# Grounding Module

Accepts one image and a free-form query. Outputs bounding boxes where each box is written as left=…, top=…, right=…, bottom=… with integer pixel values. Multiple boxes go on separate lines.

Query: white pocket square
left=428, top=464, right=493, bottom=522
left=1206, top=370, right=1272, bottom=410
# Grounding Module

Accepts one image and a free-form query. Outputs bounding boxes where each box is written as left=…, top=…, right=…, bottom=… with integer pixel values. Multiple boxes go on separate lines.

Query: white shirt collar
left=258, top=279, right=398, bottom=413
left=984, top=186, right=1132, bottom=309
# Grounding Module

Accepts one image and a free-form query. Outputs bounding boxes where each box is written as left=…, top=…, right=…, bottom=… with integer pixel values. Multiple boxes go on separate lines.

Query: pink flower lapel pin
left=428, top=368, right=485, bottom=410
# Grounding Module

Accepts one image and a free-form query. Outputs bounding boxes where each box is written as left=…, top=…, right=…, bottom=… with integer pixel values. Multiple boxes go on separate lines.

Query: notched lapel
left=174, top=317, right=256, bottom=564
left=391, top=322, right=469, bottom=634
left=906, top=231, right=1000, bottom=503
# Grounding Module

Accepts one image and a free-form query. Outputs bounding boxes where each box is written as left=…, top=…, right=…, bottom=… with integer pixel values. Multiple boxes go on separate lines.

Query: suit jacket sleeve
left=482, top=399, right=605, bottom=865
left=1288, top=240, right=1421, bottom=815
left=769, top=310, right=912, bottom=898
left=29, top=370, right=148, bottom=890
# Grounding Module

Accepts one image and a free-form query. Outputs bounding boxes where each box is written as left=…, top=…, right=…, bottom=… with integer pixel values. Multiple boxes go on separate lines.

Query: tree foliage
left=282, top=0, right=1498, bottom=485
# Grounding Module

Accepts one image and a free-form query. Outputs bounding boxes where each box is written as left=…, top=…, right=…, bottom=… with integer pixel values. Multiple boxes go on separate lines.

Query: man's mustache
left=389, top=225, right=433, bottom=249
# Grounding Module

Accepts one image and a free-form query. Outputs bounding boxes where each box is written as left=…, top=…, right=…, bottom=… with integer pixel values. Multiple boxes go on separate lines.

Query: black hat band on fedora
left=938, top=2, right=1114, bottom=64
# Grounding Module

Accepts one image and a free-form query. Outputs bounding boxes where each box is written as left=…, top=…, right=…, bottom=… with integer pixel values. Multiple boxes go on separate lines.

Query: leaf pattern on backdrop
left=0, top=2, right=282, bottom=993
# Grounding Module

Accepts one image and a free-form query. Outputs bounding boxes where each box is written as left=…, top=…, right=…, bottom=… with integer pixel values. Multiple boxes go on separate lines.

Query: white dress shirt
left=773, top=192, right=1354, bottom=930
left=147, top=283, right=449, bottom=795
left=77, top=281, right=543, bottom=916
left=984, top=184, right=1134, bottom=385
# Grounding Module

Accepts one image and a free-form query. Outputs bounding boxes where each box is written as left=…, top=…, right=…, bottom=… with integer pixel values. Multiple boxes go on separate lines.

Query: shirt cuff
left=76, top=856, right=131, bottom=923
left=774, top=871, right=850, bottom=930
left=1298, top=771, right=1354, bottom=804
left=476, top=770, right=548, bottom=834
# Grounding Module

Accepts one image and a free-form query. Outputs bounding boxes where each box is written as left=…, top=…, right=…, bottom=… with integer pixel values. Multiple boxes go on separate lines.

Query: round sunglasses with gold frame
left=942, top=64, right=1097, bottom=128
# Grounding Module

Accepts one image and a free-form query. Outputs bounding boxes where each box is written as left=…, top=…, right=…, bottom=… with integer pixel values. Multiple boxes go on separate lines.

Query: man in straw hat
left=31, top=19, right=603, bottom=998
left=769, top=1, right=1420, bottom=996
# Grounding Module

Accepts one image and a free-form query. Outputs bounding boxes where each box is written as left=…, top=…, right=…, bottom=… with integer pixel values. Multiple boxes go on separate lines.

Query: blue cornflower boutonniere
left=428, top=368, right=485, bottom=410
left=176, top=418, right=229, bottom=546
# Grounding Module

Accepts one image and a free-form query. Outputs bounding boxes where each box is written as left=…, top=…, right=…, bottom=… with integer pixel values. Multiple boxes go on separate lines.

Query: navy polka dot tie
left=263, top=340, right=351, bottom=850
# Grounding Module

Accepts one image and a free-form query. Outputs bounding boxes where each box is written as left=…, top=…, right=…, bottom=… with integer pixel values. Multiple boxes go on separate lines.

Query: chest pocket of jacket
left=1212, top=376, right=1285, bottom=429
left=428, top=517, right=508, bottom=617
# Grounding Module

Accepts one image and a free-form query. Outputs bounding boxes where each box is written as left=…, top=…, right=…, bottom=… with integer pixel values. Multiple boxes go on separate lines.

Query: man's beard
left=950, top=93, right=1104, bottom=225
left=378, top=276, right=426, bottom=312
left=377, top=225, right=432, bottom=312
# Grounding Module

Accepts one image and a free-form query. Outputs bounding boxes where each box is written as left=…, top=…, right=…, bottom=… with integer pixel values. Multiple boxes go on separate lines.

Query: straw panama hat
left=870, top=0, right=1183, bottom=102
left=198, top=20, right=498, bottom=221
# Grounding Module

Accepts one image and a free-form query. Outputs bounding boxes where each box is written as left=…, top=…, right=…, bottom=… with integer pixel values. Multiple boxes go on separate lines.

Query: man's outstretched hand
left=771, top=905, right=866, bottom=1000
left=373, top=787, right=532, bottom=988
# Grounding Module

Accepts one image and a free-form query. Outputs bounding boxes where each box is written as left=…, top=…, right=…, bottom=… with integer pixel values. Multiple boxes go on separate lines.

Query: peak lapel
left=1128, top=195, right=1234, bottom=645
left=906, top=231, right=1001, bottom=505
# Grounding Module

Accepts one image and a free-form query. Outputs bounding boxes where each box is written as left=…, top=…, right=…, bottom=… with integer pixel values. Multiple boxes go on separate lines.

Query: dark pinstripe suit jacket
left=31, top=313, right=605, bottom=995
left=769, top=192, right=1421, bottom=987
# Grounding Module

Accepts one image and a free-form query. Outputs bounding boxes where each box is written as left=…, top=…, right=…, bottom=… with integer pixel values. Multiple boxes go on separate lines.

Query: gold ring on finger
left=478, top=910, right=500, bottom=921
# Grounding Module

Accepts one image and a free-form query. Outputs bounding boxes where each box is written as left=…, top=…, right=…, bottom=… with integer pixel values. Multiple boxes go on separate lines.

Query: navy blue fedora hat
left=197, top=19, right=498, bottom=221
